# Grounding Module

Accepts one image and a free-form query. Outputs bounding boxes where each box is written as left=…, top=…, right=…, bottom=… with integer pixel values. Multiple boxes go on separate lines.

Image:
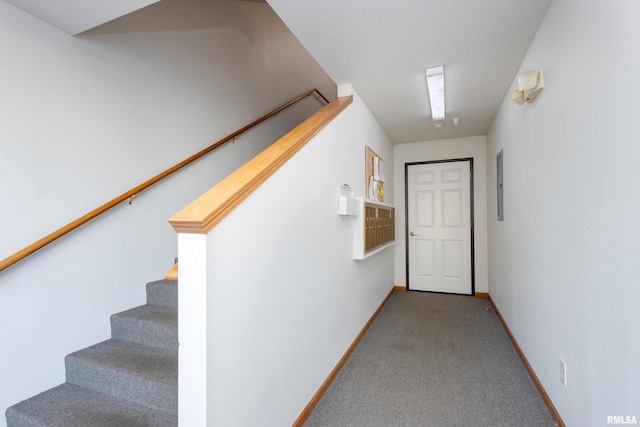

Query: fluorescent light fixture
left=426, top=65, right=445, bottom=121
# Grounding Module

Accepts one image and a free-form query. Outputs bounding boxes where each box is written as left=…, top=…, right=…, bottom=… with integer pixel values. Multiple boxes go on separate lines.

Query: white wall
left=0, top=0, right=335, bottom=423
left=487, top=1, right=640, bottom=425
left=393, top=136, right=488, bottom=293
left=177, top=84, right=394, bottom=426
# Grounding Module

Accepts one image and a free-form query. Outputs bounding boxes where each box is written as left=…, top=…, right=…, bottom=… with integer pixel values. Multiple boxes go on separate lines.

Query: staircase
left=6, top=280, right=178, bottom=427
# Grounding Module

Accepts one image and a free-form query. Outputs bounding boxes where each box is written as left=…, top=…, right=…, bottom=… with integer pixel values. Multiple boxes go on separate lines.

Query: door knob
left=410, top=231, right=419, bottom=236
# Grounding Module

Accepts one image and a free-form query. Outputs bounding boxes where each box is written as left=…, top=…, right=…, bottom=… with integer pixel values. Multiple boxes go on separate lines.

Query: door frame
left=404, top=158, right=475, bottom=295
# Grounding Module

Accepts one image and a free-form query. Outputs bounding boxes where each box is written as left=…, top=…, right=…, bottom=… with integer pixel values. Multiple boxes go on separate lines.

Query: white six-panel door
left=407, top=161, right=472, bottom=294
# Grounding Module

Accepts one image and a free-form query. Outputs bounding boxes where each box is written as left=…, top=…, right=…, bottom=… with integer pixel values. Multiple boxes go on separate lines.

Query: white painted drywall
left=177, top=233, right=208, bottom=427
left=393, top=137, right=488, bottom=293
left=0, top=0, right=335, bottom=423
left=176, top=84, right=394, bottom=425
left=487, top=0, right=640, bottom=425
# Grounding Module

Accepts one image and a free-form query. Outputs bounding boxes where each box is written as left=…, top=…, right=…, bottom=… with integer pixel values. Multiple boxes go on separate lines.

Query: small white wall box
left=338, top=185, right=358, bottom=216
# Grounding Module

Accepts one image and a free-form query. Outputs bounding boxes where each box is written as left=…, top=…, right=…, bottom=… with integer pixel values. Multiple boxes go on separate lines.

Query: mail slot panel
left=364, top=203, right=395, bottom=253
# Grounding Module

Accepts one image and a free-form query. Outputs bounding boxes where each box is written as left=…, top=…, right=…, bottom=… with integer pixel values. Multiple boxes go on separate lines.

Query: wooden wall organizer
left=365, top=202, right=395, bottom=252
left=354, top=198, right=395, bottom=260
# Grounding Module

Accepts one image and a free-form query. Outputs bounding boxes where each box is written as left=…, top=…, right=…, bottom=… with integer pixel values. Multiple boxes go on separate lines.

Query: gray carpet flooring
left=304, top=291, right=557, bottom=427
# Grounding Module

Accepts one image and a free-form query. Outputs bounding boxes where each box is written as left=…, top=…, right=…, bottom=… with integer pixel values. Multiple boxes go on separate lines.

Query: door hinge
left=470, top=270, right=473, bottom=277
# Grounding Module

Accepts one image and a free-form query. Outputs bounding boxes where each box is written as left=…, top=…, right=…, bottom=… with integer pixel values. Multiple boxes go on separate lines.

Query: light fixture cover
left=511, top=68, right=544, bottom=105
left=517, top=69, right=539, bottom=91
left=511, top=88, right=525, bottom=105
left=426, top=66, right=445, bottom=121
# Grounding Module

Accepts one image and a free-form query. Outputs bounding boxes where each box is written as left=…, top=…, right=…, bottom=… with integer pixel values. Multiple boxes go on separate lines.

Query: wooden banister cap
left=169, top=95, right=352, bottom=234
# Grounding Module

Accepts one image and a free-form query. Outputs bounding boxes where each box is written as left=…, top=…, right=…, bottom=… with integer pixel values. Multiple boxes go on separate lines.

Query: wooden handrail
left=0, top=89, right=329, bottom=272
left=169, top=95, right=353, bottom=235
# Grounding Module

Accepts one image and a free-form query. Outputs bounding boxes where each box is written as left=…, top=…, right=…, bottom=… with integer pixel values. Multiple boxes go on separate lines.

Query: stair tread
left=67, top=339, right=177, bottom=385
left=6, top=383, right=177, bottom=427
left=111, top=305, right=177, bottom=350
left=114, top=304, right=177, bottom=321
left=146, top=280, right=177, bottom=309
left=66, top=339, right=177, bottom=414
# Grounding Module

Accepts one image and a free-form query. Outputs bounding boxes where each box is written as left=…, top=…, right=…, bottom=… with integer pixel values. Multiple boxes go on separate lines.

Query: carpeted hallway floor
left=304, top=291, right=557, bottom=427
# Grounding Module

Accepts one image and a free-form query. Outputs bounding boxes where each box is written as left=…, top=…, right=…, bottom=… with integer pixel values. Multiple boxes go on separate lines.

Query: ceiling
left=4, top=0, right=551, bottom=143
left=266, top=0, right=552, bottom=143
left=1, top=0, right=265, bottom=34
left=2, top=0, right=162, bottom=34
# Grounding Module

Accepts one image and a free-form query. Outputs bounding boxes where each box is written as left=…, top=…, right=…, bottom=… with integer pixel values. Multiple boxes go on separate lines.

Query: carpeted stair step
left=111, top=305, right=177, bottom=350
left=6, top=279, right=178, bottom=426
left=146, top=279, right=178, bottom=308
left=65, top=339, right=178, bottom=415
left=5, top=383, right=177, bottom=427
